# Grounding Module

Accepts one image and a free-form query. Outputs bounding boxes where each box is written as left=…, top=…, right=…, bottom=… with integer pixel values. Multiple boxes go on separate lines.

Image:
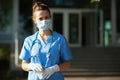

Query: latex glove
left=42, top=64, right=60, bottom=79
left=36, top=71, right=44, bottom=79
left=28, top=63, right=43, bottom=72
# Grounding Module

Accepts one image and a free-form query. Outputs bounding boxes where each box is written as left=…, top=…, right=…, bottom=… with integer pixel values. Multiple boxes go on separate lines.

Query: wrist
left=51, top=64, right=60, bottom=72
left=27, top=63, right=33, bottom=71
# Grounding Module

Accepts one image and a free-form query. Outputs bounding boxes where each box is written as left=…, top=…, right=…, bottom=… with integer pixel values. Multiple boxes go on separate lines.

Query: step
left=62, top=69, right=120, bottom=76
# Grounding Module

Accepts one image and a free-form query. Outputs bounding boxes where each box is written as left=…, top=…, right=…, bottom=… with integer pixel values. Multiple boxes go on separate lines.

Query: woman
left=19, top=1, right=72, bottom=80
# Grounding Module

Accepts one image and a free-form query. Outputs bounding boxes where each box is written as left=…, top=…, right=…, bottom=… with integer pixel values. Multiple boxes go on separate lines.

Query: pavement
left=20, top=76, right=120, bottom=80
left=65, top=76, right=120, bottom=80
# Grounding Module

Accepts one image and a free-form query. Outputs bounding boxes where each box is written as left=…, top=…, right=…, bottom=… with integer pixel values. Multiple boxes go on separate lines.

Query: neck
left=39, top=29, right=52, bottom=36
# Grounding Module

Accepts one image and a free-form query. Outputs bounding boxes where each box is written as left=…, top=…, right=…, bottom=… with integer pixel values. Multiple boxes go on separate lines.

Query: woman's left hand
left=42, top=64, right=60, bottom=79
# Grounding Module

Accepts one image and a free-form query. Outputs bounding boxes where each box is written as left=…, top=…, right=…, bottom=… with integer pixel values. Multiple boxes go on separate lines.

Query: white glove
left=42, top=64, right=60, bottom=79
left=28, top=63, right=43, bottom=72
left=36, top=71, right=44, bottom=79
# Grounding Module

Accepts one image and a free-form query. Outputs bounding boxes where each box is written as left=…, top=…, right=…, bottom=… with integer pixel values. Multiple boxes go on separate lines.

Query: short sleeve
left=19, top=38, right=31, bottom=62
left=60, top=36, right=72, bottom=61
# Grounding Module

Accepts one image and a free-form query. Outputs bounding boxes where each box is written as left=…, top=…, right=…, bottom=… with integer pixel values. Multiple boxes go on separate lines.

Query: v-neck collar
left=37, top=32, right=53, bottom=46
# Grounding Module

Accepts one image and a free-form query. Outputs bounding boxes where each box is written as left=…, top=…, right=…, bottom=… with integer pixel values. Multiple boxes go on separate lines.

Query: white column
left=11, top=0, right=19, bottom=70
left=63, top=12, right=69, bottom=41
left=99, top=10, right=104, bottom=46
left=111, top=0, right=117, bottom=45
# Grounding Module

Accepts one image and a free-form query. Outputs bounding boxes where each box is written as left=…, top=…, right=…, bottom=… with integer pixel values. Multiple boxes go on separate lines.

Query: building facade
left=0, top=0, right=120, bottom=76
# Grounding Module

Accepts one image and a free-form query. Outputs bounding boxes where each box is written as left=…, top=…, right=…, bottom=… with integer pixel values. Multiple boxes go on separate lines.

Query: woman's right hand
left=28, top=63, right=44, bottom=72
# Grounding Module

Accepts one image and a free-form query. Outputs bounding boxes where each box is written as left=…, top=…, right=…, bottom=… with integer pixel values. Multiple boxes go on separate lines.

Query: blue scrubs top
left=19, top=31, right=72, bottom=80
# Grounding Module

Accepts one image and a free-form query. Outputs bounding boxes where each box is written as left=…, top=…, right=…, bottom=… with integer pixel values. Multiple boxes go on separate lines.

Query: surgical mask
left=36, top=19, right=52, bottom=30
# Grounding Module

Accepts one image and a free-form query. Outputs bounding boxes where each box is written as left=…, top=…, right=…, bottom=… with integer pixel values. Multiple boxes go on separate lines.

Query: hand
left=36, top=71, right=44, bottom=79
left=42, top=64, right=60, bottom=79
left=28, top=63, right=43, bottom=72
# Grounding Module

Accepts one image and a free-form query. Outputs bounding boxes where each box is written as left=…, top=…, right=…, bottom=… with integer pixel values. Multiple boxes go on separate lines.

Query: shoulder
left=24, top=32, right=38, bottom=44
left=53, top=31, right=65, bottom=38
left=52, top=31, right=67, bottom=41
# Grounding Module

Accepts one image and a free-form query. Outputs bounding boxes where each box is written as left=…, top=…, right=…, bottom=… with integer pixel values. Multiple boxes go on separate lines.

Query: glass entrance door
left=50, top=9, right=103, bottom=47
left=81, top=11, right=102, bottom=46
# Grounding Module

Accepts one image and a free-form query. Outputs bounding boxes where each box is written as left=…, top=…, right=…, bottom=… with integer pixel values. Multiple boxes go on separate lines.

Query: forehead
left=35, top=10, right=50, bottom=17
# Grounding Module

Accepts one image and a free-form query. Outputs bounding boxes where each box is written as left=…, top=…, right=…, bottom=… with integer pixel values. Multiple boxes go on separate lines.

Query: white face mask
left=36, top=19, right=52, bottom=30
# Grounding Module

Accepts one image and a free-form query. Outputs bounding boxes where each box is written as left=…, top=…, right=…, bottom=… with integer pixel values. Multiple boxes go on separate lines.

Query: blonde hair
left=32, top=1, right=51, bottom=22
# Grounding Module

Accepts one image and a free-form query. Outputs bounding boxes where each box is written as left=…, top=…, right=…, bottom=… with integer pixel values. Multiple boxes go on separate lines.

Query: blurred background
left=0, top=0, right=120, bottom=80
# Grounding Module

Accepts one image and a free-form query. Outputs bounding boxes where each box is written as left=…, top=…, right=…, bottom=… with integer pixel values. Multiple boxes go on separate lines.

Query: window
left=69, top=13, right=79, bottom=44
left=0, top=0, right=13, bottom=33
left=53, top=13, right=63, bottom=34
